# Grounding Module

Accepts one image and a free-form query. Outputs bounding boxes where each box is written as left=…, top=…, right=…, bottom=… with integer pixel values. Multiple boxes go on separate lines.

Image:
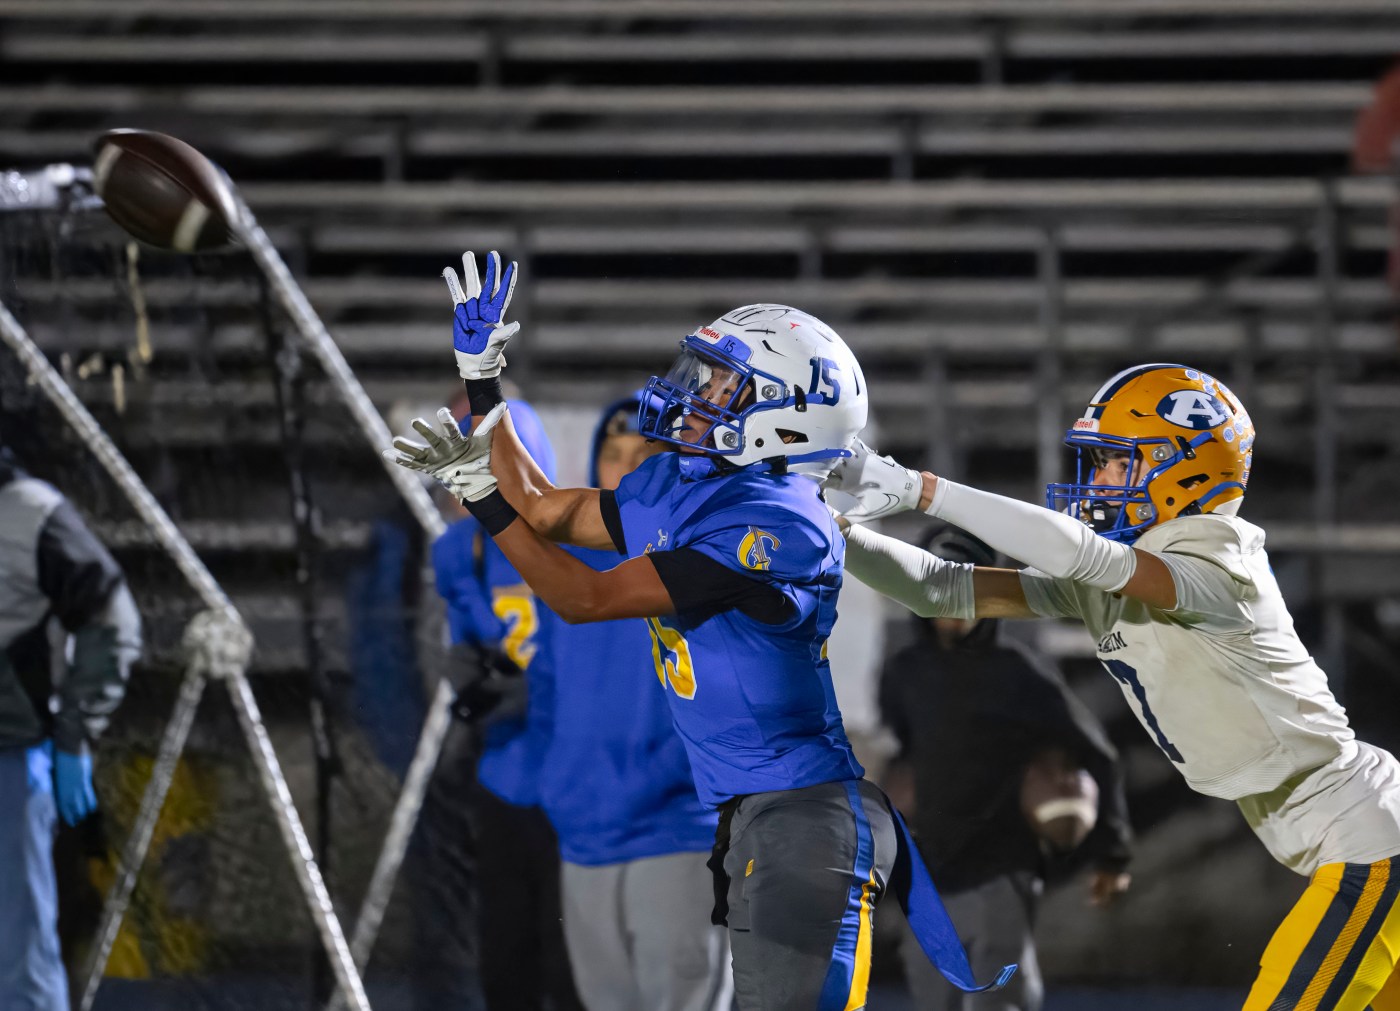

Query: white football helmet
left=640, top=304, right=868, bottom=480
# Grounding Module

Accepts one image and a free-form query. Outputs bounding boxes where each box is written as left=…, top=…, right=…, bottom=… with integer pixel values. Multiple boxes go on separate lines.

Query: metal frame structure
left=0, top=161, right=465, bottom=1009
left=0, top=301, right=371, bottom=1011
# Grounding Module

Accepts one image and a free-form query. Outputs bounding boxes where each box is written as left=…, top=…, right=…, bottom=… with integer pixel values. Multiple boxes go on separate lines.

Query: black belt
left=707, top=794, right=746, bottom=926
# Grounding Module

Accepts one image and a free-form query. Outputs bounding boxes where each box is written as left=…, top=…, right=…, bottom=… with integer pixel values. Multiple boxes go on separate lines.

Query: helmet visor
left=647, top=348, right=754, bottom=451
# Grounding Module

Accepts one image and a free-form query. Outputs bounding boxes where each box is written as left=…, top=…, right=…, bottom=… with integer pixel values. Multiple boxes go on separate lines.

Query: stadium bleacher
left=2, top=0, right=1399, bottom=997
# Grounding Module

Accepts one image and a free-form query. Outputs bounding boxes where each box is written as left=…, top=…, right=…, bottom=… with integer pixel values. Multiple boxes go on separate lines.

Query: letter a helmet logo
left=1156, top=391, right=1230, bottom=430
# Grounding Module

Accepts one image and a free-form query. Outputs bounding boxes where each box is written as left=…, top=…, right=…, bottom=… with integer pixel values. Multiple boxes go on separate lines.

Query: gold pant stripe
left=1296, top=861, right=1390, bottom=1011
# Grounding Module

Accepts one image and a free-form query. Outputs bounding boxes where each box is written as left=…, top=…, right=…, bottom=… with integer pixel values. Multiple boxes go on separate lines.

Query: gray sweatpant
left=721, top=779, right=898, bottom=1011
left=897, top=873, right=1043, bottom=1011
left=560, top=850, right=732, bottom=1011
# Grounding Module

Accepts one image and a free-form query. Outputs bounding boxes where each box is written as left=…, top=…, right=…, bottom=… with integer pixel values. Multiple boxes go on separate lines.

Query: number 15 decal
left=807, top=357, right=842, bottom=406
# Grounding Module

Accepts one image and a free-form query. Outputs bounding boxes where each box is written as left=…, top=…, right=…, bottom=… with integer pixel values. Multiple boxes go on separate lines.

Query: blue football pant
left=721, top=779, right=897, bottom=1011
left=0, top=745, right=69, bottom=1011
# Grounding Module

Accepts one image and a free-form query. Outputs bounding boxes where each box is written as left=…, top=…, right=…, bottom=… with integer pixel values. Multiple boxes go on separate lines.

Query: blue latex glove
left=53, top=745, right=98, bottom=826
left=443, top=250, right=520, bottom=380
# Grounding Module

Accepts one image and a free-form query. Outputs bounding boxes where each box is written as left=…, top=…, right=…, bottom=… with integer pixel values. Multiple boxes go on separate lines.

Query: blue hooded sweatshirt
left=538, top=394, right=716, bottom=865
left=432, top=399, right=559, bottom=808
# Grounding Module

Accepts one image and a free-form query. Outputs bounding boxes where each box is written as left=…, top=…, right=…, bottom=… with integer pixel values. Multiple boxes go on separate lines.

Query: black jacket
left=0, top=453, right=141, bottom=750
left=880, top=619, right=1132, bottom=894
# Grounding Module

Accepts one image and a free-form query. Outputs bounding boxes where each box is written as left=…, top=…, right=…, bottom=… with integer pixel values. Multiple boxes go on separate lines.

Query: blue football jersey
left=610, top=451, right=863, bottom=808
left=433, top=515, right=556, bottom=808
left=538, top=543, right=717, bottom=866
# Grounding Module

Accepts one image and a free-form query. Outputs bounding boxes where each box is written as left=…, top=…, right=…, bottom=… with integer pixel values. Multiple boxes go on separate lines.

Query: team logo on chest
left=738, top=527, right=781, bottom=571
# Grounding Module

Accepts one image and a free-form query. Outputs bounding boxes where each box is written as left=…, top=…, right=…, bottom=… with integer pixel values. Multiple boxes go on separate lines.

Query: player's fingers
left=442, top=266, right=467, bottom=306
left=496, top=258, right=517, bottom=313
left=384, top=447, right=421, bottom=469
left=462, top=251, right=482, bottom=299
left=390, top=436, right=429, bottom=459
left=483, top=250, right=500, bottom=300
left=493, top=321, right=521, bottom=341
left=437, top=407, right=464, bottom=441
left=411, top=417, right=445, bottom=449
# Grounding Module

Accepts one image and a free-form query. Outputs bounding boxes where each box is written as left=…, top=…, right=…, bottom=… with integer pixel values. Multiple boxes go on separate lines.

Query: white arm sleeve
left=926, top=479, right=1138, bottom=593
left=843, top=523, right=976, bottom=620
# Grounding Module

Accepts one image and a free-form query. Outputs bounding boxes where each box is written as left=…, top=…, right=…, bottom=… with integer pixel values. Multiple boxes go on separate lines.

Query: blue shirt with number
left=610, top=452, right=863, bottom=808
left=433, top=399, right=558, bottom=809
left=539, top=543, right=717, bottom=865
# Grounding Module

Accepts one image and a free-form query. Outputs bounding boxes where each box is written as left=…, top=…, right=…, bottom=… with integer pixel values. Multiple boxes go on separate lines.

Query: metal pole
left=1313, top=179, right=1346, bottom=689
left=257, top=268, right=342, bottom=1006
left=79, top=669, right=207, bottom=1011
left=923, top=345, right=955, bottom=480
left=0, top=301, right=372, bottom=1011
left=226, top=194, right=457, bottom=980
left=1035, top=227, right=1064, bottom=500
left=229, top=194, right=443, bottom=538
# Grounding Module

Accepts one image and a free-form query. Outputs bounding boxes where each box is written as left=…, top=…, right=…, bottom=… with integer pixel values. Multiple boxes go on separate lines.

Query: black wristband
left=465, top=377, right=504, bottom=417
left=464, top=488, right=518, bottom=536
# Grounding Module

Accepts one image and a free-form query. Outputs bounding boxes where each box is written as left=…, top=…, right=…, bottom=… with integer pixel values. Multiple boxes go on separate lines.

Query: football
left=92, top=129, right=239, bottom=253
left=1020, top=747, right=1099, bottom=852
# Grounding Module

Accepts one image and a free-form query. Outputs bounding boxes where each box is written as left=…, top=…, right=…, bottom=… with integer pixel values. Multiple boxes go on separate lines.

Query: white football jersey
left=1020, top=513, right=1400, bottom=874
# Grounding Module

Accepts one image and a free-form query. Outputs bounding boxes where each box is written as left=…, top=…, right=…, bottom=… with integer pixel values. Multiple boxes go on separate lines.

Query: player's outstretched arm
left=443, top=249, right=614, bottom=550
left=828, top=441, right=1177, bottom=612
left=914, top=472, right=1178, bottom=611
left=480, top=409, right=615, bottom=550
left=840, top=519, right=1038, bottom=619
left=491, top=517, right=675, bottom=623
left=388, top=405, right=671, bottom=621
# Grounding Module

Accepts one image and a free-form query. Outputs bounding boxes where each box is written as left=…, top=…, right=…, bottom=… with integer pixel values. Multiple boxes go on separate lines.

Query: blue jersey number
left=1100, top=659, right=1184, bottom=763
left=807, top=357, right=841, bottom=405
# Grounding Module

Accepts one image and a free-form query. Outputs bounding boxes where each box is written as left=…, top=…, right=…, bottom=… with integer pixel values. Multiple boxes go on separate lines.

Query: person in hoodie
left=879, top=527, right=1133, bottom=1011
left=429, top=398, right=582, bottom=1011
left=0, top=444, right=141, bottom=1011
left=540, top=395, right=729, bottom=1011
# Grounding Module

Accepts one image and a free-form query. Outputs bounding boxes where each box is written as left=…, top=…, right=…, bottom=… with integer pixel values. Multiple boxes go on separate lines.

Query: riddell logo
left=697, top=327, right=723, bottom=341
left=1072, top=419, right=1099, bottom=433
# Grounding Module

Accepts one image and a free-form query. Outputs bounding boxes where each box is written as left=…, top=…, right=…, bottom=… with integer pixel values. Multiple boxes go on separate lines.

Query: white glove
left=444, top=250, right=520, bottom=380
left=384, top=402, right=508, bottom=503
left=823, top=439, right=924, bottom=523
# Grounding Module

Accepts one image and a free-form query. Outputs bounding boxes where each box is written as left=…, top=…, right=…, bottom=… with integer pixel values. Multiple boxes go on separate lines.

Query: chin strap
left=677, top=454, right=725, bottom=482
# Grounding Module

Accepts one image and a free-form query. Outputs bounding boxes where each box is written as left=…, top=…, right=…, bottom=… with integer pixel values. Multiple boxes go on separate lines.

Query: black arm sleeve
left=36, top=503, right=141, bottom=749
left=647, top=547, right=796, bottom=626
left=36, top=500, right=123, bottom=632
left=599, top=490, right=627, bottom=555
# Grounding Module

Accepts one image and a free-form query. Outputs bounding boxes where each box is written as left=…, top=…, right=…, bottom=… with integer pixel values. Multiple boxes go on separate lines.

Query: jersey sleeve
left=1142, top=517, right=1256, bottom=633
left=686, top=498, right=832, bottom=585
left=1018, top=568, right=1086, bottom=619
left=607, top=454, right=679, bottom=558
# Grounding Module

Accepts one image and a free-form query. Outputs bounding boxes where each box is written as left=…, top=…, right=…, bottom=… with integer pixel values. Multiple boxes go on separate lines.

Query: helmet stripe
left=1086, top=362, right=1191, bottom=419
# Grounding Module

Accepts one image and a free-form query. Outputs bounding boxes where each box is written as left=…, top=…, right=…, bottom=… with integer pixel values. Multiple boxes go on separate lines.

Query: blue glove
left=443, top=250, right=520, bottom=380
left=53, top=746, right=98, bottom=826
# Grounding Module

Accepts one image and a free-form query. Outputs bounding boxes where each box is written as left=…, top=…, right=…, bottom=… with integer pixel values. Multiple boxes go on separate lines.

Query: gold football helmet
left=1046, top=364, right=1255, bottom=542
